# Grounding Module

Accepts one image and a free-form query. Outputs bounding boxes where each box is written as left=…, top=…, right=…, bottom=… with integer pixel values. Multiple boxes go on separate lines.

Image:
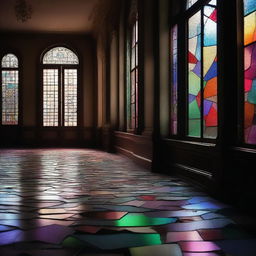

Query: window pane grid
left=43, top=69, right=58, bottom=127
left=64, top=69, right=77, bottom=127
left=2, top=70, right=19, bottom=125
left=1, top=54, right=18, bottom=68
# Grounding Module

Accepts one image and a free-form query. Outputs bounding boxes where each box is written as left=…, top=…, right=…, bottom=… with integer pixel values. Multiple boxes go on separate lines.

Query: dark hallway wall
left=0, top=33, right=97, bottom=146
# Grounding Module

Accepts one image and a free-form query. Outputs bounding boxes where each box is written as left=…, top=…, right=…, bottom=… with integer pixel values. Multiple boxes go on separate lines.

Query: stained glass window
left=171, top=25, right=178, bottom=135
left=43, top=47, right=79, bottom=65
left=187, top=0, right=218, bottom=138
left=128, top=19, right=139, bottom=130
left=1, top=54, right=19, bottom=125
left=42, top=47, right=78, bottom=127
left=244, top=0, right=256, bottom=144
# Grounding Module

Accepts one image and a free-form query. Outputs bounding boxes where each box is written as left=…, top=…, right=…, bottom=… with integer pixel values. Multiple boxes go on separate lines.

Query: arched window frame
left=171, top=0, right=218, bottom=141
left=40, top=46, right=80, bottom=127
left=0, top=53, right=20, bottom=126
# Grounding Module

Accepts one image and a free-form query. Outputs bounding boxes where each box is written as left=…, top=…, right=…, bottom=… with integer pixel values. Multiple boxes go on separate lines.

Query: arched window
left=244, top=0, right=256, bottom=144
left=1, top=53, right=19, bottom=125
left=41, top=47, right=79, bottom=127
left=187, top=0, right=218, bottom=138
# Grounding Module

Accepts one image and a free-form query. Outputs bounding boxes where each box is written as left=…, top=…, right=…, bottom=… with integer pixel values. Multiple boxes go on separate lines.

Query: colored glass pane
left=188, top=11, right=201, bottom=137
left=187, top=0, right=199, bottom=9
left=43, top=69, right=59, bottom=126
left=43, top=47, right=79, bottom=64
left=244, top=0, right=256, bottom=15
left=244, top=12, right=256, bottom=46
left=203, top=5, right=217, bottom=139
left=1, top=71, right=19, bottom=125
left=1, top=54, right=18, bottom=68
left=171, top=25, right=178, bottom=135
left=244, top=0, right=256, bottom=143
left=64, top=69, right=77, bottom=127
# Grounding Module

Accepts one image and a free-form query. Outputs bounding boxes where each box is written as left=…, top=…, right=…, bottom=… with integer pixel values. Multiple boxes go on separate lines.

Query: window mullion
left=201, top=8, right=204, bottom=139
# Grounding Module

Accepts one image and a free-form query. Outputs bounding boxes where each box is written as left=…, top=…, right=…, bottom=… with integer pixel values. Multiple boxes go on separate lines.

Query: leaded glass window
left=1, top=54, right=19, bottom=125
left=170, top=25, right=178, bottom=135
left=128, top=18, right=139, bottom=131
left=244, top=0, right=256, bottom=144
left=42, top=47, right=78, bottom=127
left=187, top=0, right=218, bottom=138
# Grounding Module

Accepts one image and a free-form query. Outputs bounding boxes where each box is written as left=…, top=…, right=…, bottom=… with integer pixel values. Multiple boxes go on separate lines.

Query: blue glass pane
left=244, top=0, right=256, bottom=15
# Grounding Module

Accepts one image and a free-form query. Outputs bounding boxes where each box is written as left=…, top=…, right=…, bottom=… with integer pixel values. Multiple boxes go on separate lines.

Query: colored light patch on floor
left=115, top=213, right=176, bottom=227
left=129, top=244, right=182, bottom=256
left=72, top=233, right=162, bottom=249
left=166, top=231, right=203, bottom=242
left=179, top=241, right=220, bottom=252
left=183, top=201, right=228, bottom=210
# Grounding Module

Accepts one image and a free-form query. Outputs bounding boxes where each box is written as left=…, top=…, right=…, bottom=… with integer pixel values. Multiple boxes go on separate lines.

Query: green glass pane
left=189, top=72, right=201, bottom=95
left=248, top=80, right=256, bottom=104
left=189, top=100, right=201, bottom=119
left=189, top=119, right=201, bottom=137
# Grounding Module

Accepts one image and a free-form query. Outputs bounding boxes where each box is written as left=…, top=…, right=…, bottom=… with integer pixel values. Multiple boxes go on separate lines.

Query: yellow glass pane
left=244, top=12, right=256, bottom=46
left=203, top=46, right=217, bottom=76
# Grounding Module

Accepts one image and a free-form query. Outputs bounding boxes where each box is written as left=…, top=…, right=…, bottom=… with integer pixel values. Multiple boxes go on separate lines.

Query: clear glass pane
left=187, top=0, right=199, bottom=9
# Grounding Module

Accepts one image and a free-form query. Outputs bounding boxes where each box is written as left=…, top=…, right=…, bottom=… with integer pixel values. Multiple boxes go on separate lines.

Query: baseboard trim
left=115, top=146, right=152, bottom=168
left=175, top=163, right=213, bottom=179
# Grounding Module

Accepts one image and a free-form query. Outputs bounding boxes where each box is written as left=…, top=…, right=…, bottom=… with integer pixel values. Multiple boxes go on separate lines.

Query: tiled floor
left=0, top=149, right=256, bottom=256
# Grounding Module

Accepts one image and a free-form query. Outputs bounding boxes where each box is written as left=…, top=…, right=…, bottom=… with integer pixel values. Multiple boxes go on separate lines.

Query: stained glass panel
left=187, top=0, right=199, bottom=9
left=203, top=5, right=217, bottom=138
left=1, top=54, right=18, bottom=68
left=187, top=1, right=217, bottom=139
left=2, top=71, right=18, bottom=125
left=43, top=47, right=79, bottom=65
left=43, top=69, right=58, bottom=127
left=188, top=11, right=201, bottom=137
left=64, top=69, right=77, bottom=127
left=171, top=25, right=178, bottom=135
left=129, top=19, right=138, bottom=130
left=244, top=0, right=256, bottom=143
